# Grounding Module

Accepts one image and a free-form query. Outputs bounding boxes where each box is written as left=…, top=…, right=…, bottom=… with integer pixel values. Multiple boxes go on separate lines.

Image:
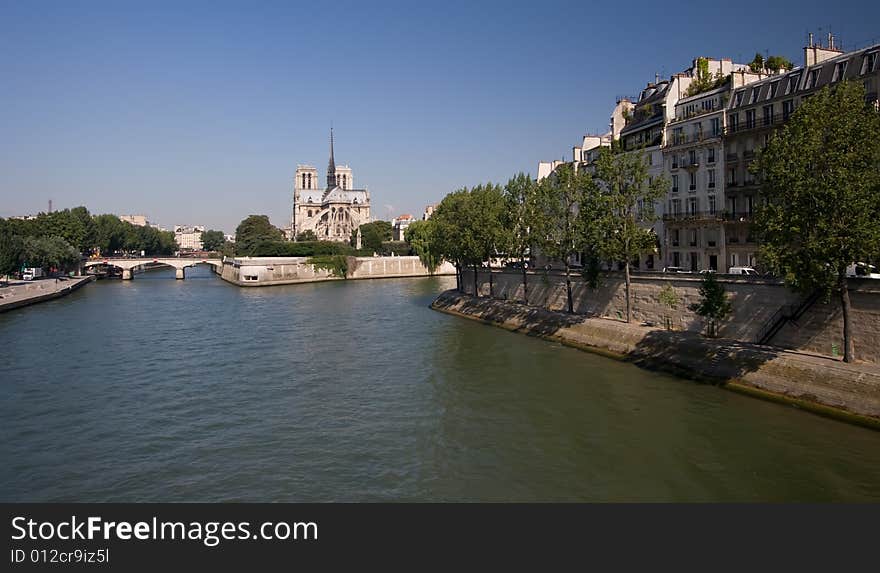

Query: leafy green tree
left=765, top=55, right=794, bottom=72
left=688, top=273, right=732, bottom=337
left=235, top=215, right=284, bottom=256
left=430, top=189, right=472, bottom=291
left=404, top=220, right=442, bottom=273
left=531, top=164, right=593, bottom=313
left=751, top=81, right=880, bottom=362
left=502, top=172, right=538, bottom=302
left=748, top=53, right=765, bottom=73
left=20, top=235, right=81, bottom=273
left=296, top=229, right=317, bottom=242
left=200, top=229, right=226, bottom=251
left=354, top=221, right=392, bottom=252
left=658, top=283, right=679, bottom=331
left=593, top=147, right=667, bottom=323
left=0, top=219, right=24, bottom=277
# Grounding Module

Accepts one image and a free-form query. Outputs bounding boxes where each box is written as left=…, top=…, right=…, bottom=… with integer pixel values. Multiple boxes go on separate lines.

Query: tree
left=296, top=229, right=317, bottom=242
left=466, top=184, right=506, bottom=297
left=684, top=57, right=729, bottom=97
left=593, top=147, right=667, bottom=323
left=0, top=219, right=24, bottom=277
left=404, top=220, right=441, bottom=274
left=765, top=55, right=794, bottom=72
left=19, top=236, right=81, bottom=273
left=658, top=283, right=679, bottom=331
left=531, top=164, right=592, bottom=313
left=430, top=189, right=473, bottom=291
left=354, top=221, right=392, bottom=252
left=748, top=53, right=765, bottom=73
left=235, top=215, right=284, bottom=256
left=751, top=81, right=880, bottom=362
left=502, top=172, right=538, bottom=303
left=200, top=229, right=226, bottom=252
left=689, top=273, right=732, bottom=337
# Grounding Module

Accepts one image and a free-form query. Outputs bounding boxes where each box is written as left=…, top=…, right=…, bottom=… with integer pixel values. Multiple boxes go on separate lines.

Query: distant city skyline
left=2, top=0, right=878, bottom=233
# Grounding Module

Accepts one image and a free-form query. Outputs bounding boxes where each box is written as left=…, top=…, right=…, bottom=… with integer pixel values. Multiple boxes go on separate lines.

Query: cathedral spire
left=326, top=127, right=337, bottom=189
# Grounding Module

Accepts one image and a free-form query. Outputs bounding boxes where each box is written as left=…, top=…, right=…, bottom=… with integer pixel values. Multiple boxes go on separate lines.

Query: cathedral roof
left=322, top=186, right=369, bottom=204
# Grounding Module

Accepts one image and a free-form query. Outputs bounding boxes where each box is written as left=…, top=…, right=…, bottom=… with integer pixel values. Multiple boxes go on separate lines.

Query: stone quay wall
left=220, top=256, right=455, bottom=287
left=461, top=268, right=880, bottom=363
left=0, top=276, right=94, bottom=313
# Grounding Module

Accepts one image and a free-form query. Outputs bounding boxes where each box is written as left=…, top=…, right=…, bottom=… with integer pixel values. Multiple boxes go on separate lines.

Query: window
left=708, top=169, right=716, bottom=188
left=768, top=81, right=780, bottom=99
left=707, top=148, right=716, bottom=163
left=672, top=199, right=681, bottom=215
left=673, top=127, right=683, bottom=145
left=734, top=91, right=745, bottom=106
left=708, top=194, right=716, bottom=214
left=762, top=104, right=773, bottom=126
left=688, top=197, right=698, bottom=216
left=745, top=109, right=756, bottom=129
left=747, top=195, right=754, bottom=217
left=861, top=51, right=878, bottom=75
left=727, top=168, right=737, bottom=186
left=307, top=210, right=312, bottom=217
left=689, top=171, right=697, bottom=191
left=749, top=88, right=758, bottom=104
left=804, top=68, right=821, bottom=90
left=706, top=229, right=718, bottom=247
left=671, top=155, right=679, bottom=169
left=688, top=149, right=698, bottom=166
left=648, top=152, right=654, bottom=165
left=832, top=60, right=848, bottom=82
left=785, top=73, right=801, bottom=95
left=693, top=122, right=702, bottom=140
left=729, top=113, right=739, bottom=132
left=710, top=117, right=720, bottom=136
left=689, top=228, right=698, bottom=246
left=672, top=174, right=679, bottom=193
left=782, top=99, right=794, bottom=120
left=671, top=229, right=680, bottom=247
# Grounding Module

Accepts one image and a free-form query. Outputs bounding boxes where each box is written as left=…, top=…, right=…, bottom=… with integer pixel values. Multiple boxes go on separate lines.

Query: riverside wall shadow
left=461, top=268, right=880, bottom=363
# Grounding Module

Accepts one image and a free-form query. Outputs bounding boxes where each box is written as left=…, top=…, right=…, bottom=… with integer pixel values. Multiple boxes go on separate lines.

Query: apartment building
left=722, top=38, right=880, bottom=270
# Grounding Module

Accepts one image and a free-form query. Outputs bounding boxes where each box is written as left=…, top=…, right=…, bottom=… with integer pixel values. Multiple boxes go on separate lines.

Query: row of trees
left=410, top=82, right=879, bottom=363
left=0, top=208, right=178, bottom=277
left=232, top=215, right=414, bottom=258
left=409, top=149, right=666, bottom=321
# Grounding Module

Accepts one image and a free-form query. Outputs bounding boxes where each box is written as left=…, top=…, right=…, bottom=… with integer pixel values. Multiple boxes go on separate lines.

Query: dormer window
left=861, top=51, right=878, bottom=75
left=768, top=81, right=780, bottom=99
left=804, top=68, right=821, bottom=90
left=832, top=61, right=848, bottom=82
left=734, top=91, right=745, bottom=106
left=785, top=73, right=801, bottom=95
left=748, top=88, right=758, bottom=104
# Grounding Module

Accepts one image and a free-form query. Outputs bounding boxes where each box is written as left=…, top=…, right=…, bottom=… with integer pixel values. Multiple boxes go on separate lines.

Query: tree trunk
left=455, top=263, right=461, bottom=292
left=473, top=264, right=479, bottom=297
left=840, top=280, right=854, bottom=362
left=624, top=261, right=632, bottom=323
left=489, top=270, right=494, bottom=299
left=521, top=256, right=528, bottom=304
left=565, top=263, right=573, bottom=314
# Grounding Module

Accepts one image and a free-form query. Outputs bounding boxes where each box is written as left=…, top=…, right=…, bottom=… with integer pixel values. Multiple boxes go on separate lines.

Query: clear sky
left=2, top=0, right=878, bottom=234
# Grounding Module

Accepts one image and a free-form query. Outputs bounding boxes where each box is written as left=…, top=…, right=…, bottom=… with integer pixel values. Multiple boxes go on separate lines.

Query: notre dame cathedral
left=291, top=129, right=371, bottom=242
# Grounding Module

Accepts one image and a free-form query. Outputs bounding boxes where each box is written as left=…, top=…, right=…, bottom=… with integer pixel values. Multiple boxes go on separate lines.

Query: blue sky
left=2, top=0, right=878, bottom=234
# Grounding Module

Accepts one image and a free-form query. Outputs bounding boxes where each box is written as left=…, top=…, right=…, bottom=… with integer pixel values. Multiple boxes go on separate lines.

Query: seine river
left=2, top=265, right=880, bottom=502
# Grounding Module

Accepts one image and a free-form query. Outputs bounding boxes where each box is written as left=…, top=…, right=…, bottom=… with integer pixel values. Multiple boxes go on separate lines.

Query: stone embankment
left=431, top=290, right=880, bottom=428
left=0, top=276, right=94, bottom=313
left=219, top=256, right=455, bottom=286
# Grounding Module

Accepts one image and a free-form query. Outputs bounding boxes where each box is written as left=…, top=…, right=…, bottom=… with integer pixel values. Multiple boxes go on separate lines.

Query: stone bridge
left=83, top=258, right=222, bottom=279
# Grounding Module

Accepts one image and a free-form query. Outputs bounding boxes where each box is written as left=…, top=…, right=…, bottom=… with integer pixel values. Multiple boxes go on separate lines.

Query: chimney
left=804, top=31, right=843, bottom=66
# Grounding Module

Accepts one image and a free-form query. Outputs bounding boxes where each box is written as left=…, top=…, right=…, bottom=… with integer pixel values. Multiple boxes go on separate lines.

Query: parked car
left=662, top=266, right=690, bottom=274
left=699, top=269, right=717, bottom=274
left=504, top=260, right=530, bottom=270
left=727, top=266, right=759, bottom=276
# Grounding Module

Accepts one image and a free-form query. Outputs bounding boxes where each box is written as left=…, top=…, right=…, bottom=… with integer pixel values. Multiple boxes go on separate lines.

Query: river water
left=2, top=265, right=879, bottom=501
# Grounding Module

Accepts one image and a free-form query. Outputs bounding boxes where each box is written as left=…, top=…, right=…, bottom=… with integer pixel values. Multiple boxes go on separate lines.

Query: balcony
left=726, top=152, right=738, bottom=162
left=663, top=211, right=723, bottom=222
left=708, top=181, right=716, bottom=189
left=724, top=113, right=789, bottom=135
left=723, top=212, right=752, bottom=223
left=671, top=187, right=679, bottom=193
left=688, top=184, right=697, bottom=192
left=665, top=132, right=718, bottom=149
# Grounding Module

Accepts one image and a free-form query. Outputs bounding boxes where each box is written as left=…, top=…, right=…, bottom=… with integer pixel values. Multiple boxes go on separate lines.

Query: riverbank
left=431, top=290, right=880, bottom=429
left=0, top=276, right=95, bottom=313
left=219, top=255, right=455, bottom=286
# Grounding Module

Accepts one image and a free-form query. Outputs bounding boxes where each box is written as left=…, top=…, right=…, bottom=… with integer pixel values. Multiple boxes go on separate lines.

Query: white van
left=728, top=266, right=759, bottom=276
left=846, top=262, right=880, bottom=279
left=22, top=267, right=44, bottom=280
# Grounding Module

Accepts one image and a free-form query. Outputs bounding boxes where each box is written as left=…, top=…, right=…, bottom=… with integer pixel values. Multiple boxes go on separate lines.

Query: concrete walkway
left=0, top=276, right=94, bottom=313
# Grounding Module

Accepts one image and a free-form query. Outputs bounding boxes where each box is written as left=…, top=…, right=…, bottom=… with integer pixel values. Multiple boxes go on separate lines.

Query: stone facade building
left=291, top=130, right=371, bottom=242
